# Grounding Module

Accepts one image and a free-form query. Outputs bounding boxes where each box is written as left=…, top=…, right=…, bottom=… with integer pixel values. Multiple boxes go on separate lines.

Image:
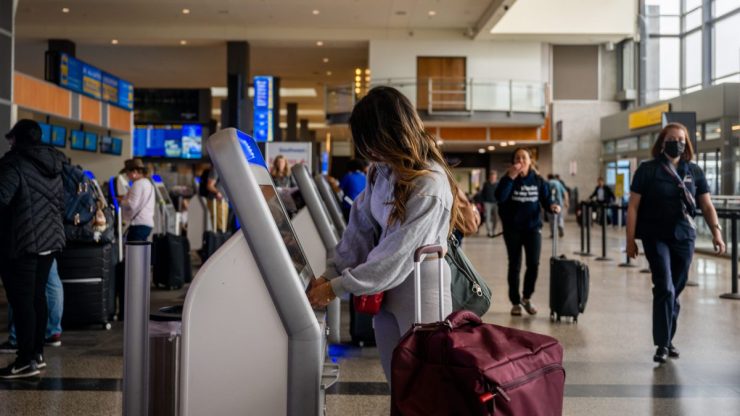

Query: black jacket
left=0, top=145, right=66, bottom=261
left=590, top=185, right=615, bottom=203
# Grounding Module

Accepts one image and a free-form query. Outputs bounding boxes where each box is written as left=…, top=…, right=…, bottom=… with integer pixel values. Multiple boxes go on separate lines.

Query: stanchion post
left=720, top=212, right=740, bottom=299
left=123, top=241, right=152, bottom=416
left=580, top=202, right=594, bottom=257
left=576, top=201, right=585, bottom=255
left=596, top=204, right=612, bottom=261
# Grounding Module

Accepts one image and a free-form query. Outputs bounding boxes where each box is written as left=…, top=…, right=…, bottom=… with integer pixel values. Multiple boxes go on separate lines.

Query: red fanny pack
left=353, top=293, right=384, bottom=315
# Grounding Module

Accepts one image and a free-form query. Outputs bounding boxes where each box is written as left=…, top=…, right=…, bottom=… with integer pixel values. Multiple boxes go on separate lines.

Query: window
left=658, top=37, right=680, bottom=90
left=603, top=141, right=616, bottom=155
left=639, top=134, right=654, bottom=149
left=683, top=31, right=702, bottom=88
left=713, top=0, right=739, bottom=18
left=705, top=121, right=721, bottom=140
left=683, top=8, right=703, bottom=31
left=646, top=0, right=680, bottom=15
left=713, top=12, right=740, bottom=81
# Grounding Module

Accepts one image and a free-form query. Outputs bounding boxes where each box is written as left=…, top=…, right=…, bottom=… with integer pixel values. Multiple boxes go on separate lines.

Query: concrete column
left=272, top=76, right=281, bottom=142
left=286, top=103, right=298, bottom=141
left=0, top=0, right=16, bottom=155
left=226, top=41, right=251, bottom=132
left=299, top=119, right=309, bottom=141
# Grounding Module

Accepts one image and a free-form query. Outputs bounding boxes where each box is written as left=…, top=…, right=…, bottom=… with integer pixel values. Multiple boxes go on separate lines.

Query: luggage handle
left=551, top=212, right=559, bottom=258
left=413, top=244, right=446, bottom=324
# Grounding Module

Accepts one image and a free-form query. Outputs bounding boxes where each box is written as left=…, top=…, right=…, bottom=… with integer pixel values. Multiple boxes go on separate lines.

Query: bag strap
left=659, top=161, right=696, bottom=215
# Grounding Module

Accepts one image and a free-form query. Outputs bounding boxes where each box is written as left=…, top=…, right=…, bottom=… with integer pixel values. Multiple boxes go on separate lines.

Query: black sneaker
left=668, top=345, right=680, bottom=359
left=0, top=340, right=18, bottom=354
left=35, top=354, right=46, bottom=369
left=0, top=360, right=40, bottom=379
left=653, top=347, right=668, bottom=364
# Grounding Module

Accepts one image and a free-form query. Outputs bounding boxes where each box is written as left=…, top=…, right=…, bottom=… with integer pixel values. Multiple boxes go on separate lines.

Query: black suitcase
left=57, top=242, right=117, bottom=329
left=548, top=213, right=589, bottom=322
left=152, top=233, right=188, bottom=290
left=200, top=230, right=232, bottom=262
left=349, top=295, right=376, bottom=347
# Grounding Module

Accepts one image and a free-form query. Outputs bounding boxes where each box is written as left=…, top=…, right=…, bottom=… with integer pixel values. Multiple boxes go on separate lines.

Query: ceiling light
left=508, top=140, right=516, bottom=145
left=487, top=145, right=495, bottom=151
left=182, top=8, right=190, bottom=14
left=395, top=11, right=407, bottom=16
left=365, top=69, right=371, bottom=75
left=428, top=10, right=437, bottom=16
left=312, top=9, right=320, bottom=15
left=323, top=57, right=329, bottom=63
left=111, top=39, right=119, bottom=45
left=316, top=41, right=324, bottom=46
left=180, top=40, right=188, bottom=45
left=211, top=87, right=319, bottom=98
left=326, top=71, right=332, bottom=76
left=478, top=148, right=486, bottom=154
left=355, top=76, right=361, bottom=82
left=437, top=139, right=444, bottom=145
left=355, top=68, right=362, bottom=75
left=501, top=142, right=508, bottom=147
left=732, top=125, right=739, bottom=131
left=62, top=7, right=70, bottom=13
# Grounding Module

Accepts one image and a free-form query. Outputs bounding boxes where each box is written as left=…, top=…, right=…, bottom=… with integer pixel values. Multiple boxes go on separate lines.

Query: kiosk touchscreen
left=151, top=175, right=178, bottom=235
left=179, top=128, right=332, bottom=416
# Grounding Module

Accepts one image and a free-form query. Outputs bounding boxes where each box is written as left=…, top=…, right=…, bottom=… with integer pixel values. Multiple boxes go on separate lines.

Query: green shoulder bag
left=446, top=234, right=492, bottom=317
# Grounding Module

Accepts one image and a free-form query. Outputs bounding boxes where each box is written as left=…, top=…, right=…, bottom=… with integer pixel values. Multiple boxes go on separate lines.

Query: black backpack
left=61, top=163, right=115, bottom=244
left=199, top=169, right=211, bottom=198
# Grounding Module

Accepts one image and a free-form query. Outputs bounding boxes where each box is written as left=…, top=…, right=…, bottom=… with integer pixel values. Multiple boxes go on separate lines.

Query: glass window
left=646, top=0, right=680, bottom=15
left=705, top=121, right=721, bottom=140
left=617, top=137, right=639, bottom=152
left=684, top=0, right=702, bottom=12
left=683, top=8, right=703, bottom=31
left=713, top=13, right=740, bottom=80
left=658, top=37, right=681, bottom=89
left=603, top=141, right=616, bottom=154
left=649, top=15, right=681, bottom=34
left=659, top=89, right=681, bottom=100
left=683, top=31, right=702, bottom=87
left=640, top=134, right=654, bottom=149
left=713, top=0, right=739, bottom=18
left=714, top=73, right=740, bottom=84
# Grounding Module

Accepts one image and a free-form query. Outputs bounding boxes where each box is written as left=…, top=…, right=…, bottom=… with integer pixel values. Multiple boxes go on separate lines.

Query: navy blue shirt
left=340, top=171, right=367, bottom=211
left=631, top=156, right=709, bottom=241
left=495, top=171, right=555, bottom=231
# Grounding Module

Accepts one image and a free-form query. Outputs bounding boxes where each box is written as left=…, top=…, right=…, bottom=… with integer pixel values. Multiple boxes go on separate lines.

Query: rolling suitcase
left=391, top=245, right=565, bottom=416
left=200, top=199, right=232, bottom=262
left=57, top=242, right=117, bottom=330
left=152, top=216, right=190, bottom=290
left=349, top=295, right=376, bottom=347
left=549, top=213, right=589, bottom=323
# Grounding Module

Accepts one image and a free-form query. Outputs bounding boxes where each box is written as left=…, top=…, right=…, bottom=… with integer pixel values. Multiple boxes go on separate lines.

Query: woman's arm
left=494, top=176, right=514, bottom=203
left=698, top=193, right=726, bottom=254
left=626, top=193, right=641, bottom=258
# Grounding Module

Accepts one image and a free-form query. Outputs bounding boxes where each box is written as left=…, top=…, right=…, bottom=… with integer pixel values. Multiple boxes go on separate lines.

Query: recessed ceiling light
left=312, top=9, right=320, bottom=15
left=395, top=10, right=407, bottom=16
left=437, top=139, right=444, bottom=145
left=180, top=40, right=188, bottom=45
left=428, top=10, right=437, bottom=16
left=62, top=7, right=70, bottom=13
left=316, top=41, right=324, bottom=46
left=487, top=145, right=495, bottom=151
left=111, top=39, right=119, bottom=45
left=326, top=71, right=332, bottom=76
left=478, top=148, right=486, bottom=154
left=182, top=8, right=190, bottom=14
left=323, top=57, right=329, bottom=63
left=501, top=142, right=508, bottom=147
left=508, top=140, right=516, bottom=145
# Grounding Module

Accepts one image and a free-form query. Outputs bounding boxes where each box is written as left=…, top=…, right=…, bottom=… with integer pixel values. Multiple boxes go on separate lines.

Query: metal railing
left=696, top=196, right=740, bottom=254
left=325, top=77, right=547, bottom=116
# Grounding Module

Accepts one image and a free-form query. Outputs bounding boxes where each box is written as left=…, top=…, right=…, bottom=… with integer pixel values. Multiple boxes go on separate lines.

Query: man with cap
left=121, top=158, right=155, bottom=242
left=0, top=119, right=66, bottom=378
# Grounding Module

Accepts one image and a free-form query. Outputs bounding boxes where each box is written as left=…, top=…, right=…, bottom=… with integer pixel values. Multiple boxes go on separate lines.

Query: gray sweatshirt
left=325, top=162, right=453, bottom=297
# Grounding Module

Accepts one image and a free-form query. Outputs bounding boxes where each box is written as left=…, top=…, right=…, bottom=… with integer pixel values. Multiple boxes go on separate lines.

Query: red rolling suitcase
left=391, top=245, right=566, bottom=416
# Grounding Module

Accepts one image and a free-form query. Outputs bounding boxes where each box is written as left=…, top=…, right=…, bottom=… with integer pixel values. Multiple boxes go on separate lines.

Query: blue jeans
left=127, top=225, right=152, bottom=242
left=8, top=259, right=63, bottom=344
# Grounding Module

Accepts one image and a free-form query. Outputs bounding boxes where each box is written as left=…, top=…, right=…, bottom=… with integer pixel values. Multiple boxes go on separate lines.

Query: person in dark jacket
left=0, top=119, right=66, bottom=379
left=590, top=177, right=615, bottom=225
left=627, top=123, right=725, bottom=363
left=496, top=148, right=560, bottom=316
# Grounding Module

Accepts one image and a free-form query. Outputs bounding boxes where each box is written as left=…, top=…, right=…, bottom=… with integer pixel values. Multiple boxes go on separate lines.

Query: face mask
left=664, top=141, right=684, bottom=158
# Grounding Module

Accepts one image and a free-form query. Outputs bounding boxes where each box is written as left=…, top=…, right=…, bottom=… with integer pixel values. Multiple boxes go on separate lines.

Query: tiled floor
left=1, top=222, right=740, bottom=415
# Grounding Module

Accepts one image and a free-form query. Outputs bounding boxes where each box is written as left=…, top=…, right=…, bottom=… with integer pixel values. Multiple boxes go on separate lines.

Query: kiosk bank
left=178, top=128, right=337, bottom=416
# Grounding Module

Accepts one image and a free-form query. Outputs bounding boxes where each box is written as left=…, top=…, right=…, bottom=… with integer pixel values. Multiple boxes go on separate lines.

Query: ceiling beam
left=471, top=0, right=517, bottom=40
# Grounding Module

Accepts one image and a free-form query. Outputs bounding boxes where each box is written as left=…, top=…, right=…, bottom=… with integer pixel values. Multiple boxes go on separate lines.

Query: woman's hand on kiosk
left=308, top=276, right=329, bottom=291
left=626, top=239, right=639, bottom=259
left=307, top=281, right=336, bottom=308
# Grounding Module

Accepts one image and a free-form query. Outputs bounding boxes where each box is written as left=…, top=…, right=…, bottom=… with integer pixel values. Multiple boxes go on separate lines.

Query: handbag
left=353, top=292, right=384, bottom=315
left=446, top=234, right=492, bottom=317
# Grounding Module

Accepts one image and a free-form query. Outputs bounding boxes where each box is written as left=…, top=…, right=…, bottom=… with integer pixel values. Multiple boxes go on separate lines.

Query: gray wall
left=553, top=45, right=600, bottom=100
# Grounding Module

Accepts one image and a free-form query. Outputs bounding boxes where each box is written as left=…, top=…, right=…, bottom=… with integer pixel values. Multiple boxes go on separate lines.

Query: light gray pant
left=373, top=260, right=452, bottom=383
left=484, top=202, right=498, bottom=235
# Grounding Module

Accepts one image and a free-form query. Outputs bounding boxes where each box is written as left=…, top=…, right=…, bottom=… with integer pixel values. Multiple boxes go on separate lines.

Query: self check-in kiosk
left=185, top=178, right=210, bottom=252
left=291, top=163, right=341, bottom=344
left=152, top=175, right=178, bottom=235
left=313, top=174, right=348, bottom=234
left=178, top=128, right=336, bottom=416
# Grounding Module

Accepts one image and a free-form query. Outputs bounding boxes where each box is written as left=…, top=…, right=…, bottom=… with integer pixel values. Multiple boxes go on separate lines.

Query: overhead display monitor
left=253, top=76, right=274, bottom=142
left=51, top=125, right=67, bottom=148
left=84, top=132, right=98, bottom=152
left=134, top=124, right=203, bottom=159
left=82, top=64, right=102, bottom=99
left=39, top=122, right=52, bottom=145
left=70, top=130, right=85, bottom=150
left=52, top=52, right=134, bottom=110
left=181, top=124, right=203, bottom=159
left=60, top=53, right=83, bottom=94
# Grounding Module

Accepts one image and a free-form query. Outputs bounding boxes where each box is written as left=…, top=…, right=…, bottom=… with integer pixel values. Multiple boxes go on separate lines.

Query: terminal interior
left=0, top=0, right=739, bottom=415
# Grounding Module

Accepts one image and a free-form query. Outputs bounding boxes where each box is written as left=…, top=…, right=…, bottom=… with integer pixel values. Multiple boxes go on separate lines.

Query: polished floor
left=1, top=221, right=740, bottom=415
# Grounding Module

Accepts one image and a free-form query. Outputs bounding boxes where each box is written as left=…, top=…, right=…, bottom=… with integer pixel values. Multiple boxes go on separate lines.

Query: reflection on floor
left=1, top=222, right=739, bottom=415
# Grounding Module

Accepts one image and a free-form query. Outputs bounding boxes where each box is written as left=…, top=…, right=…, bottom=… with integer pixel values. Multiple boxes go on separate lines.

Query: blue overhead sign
left=253, top=75, right=274, bottom=142
left=57, top=53, right=133, bottom=110
left=237, top=130, right=267, bottom=168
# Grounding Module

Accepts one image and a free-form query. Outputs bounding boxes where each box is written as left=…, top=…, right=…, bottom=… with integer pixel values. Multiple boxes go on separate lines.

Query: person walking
left=626, top=123, right=725, bottom=363
left=496, top=148, right=560, bottom=316
left=0, top=119, right=66, bottom=379
left=121, top=158, right=155, bottom=242
left=479, top=171, right=499, bottom=237
left=590, top=177, right=615, bottom=225
left=306, top=86, right=458, bottom=382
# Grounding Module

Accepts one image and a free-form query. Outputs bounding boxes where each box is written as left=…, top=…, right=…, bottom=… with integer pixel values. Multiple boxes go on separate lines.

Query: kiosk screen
left=260, top=184, right=313, bottom=285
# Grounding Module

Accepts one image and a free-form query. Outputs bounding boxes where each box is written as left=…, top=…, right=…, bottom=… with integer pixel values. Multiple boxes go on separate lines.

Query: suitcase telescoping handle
left=413, top=244, right=446, bottom=324
left=552, top=212, right=559, bottom=258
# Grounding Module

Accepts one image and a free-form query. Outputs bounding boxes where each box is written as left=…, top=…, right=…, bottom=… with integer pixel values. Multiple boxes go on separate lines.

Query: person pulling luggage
left=496, top=148, right=560, bottom=316
left=626, top=122, right=725, bottom=363
left=305, top=86, right=459, bottom=382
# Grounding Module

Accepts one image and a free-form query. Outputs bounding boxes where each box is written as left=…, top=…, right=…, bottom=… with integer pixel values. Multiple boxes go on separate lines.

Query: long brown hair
left=651, top=123, right=694, bottom=161
left=349, top=86, right=460, bottom=231
left=270, top=154, right=290, bottom=177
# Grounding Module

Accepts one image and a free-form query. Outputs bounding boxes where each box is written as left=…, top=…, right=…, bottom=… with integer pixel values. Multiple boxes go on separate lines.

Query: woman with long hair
left=306, top=86, right=459, bottom=381
left=495, top=148, right=560, bottom=316
left=270, top=154, right=293, bottom=188
left=627, top=123, right=725, bottom=363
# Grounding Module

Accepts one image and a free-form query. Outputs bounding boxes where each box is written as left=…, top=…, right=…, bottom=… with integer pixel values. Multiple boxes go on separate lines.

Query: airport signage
left=237, top=130, right=267, bottom=168
left=253, top=75, right=274, bottom=142
left=265, top=142, right=312, bottom=173
left=57, top=53, right=134, bottom=110
left=628, top=103, right=670, bottom=130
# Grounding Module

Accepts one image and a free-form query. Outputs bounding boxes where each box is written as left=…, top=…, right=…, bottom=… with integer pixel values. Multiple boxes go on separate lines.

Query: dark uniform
left=631, top=154, right=709, bottom=349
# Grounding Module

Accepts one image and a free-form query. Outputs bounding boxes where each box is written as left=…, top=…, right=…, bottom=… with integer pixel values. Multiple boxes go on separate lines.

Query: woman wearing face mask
left=627, top=123, right=725, bottom=364
left=495, top=148, right=560, bottom=316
